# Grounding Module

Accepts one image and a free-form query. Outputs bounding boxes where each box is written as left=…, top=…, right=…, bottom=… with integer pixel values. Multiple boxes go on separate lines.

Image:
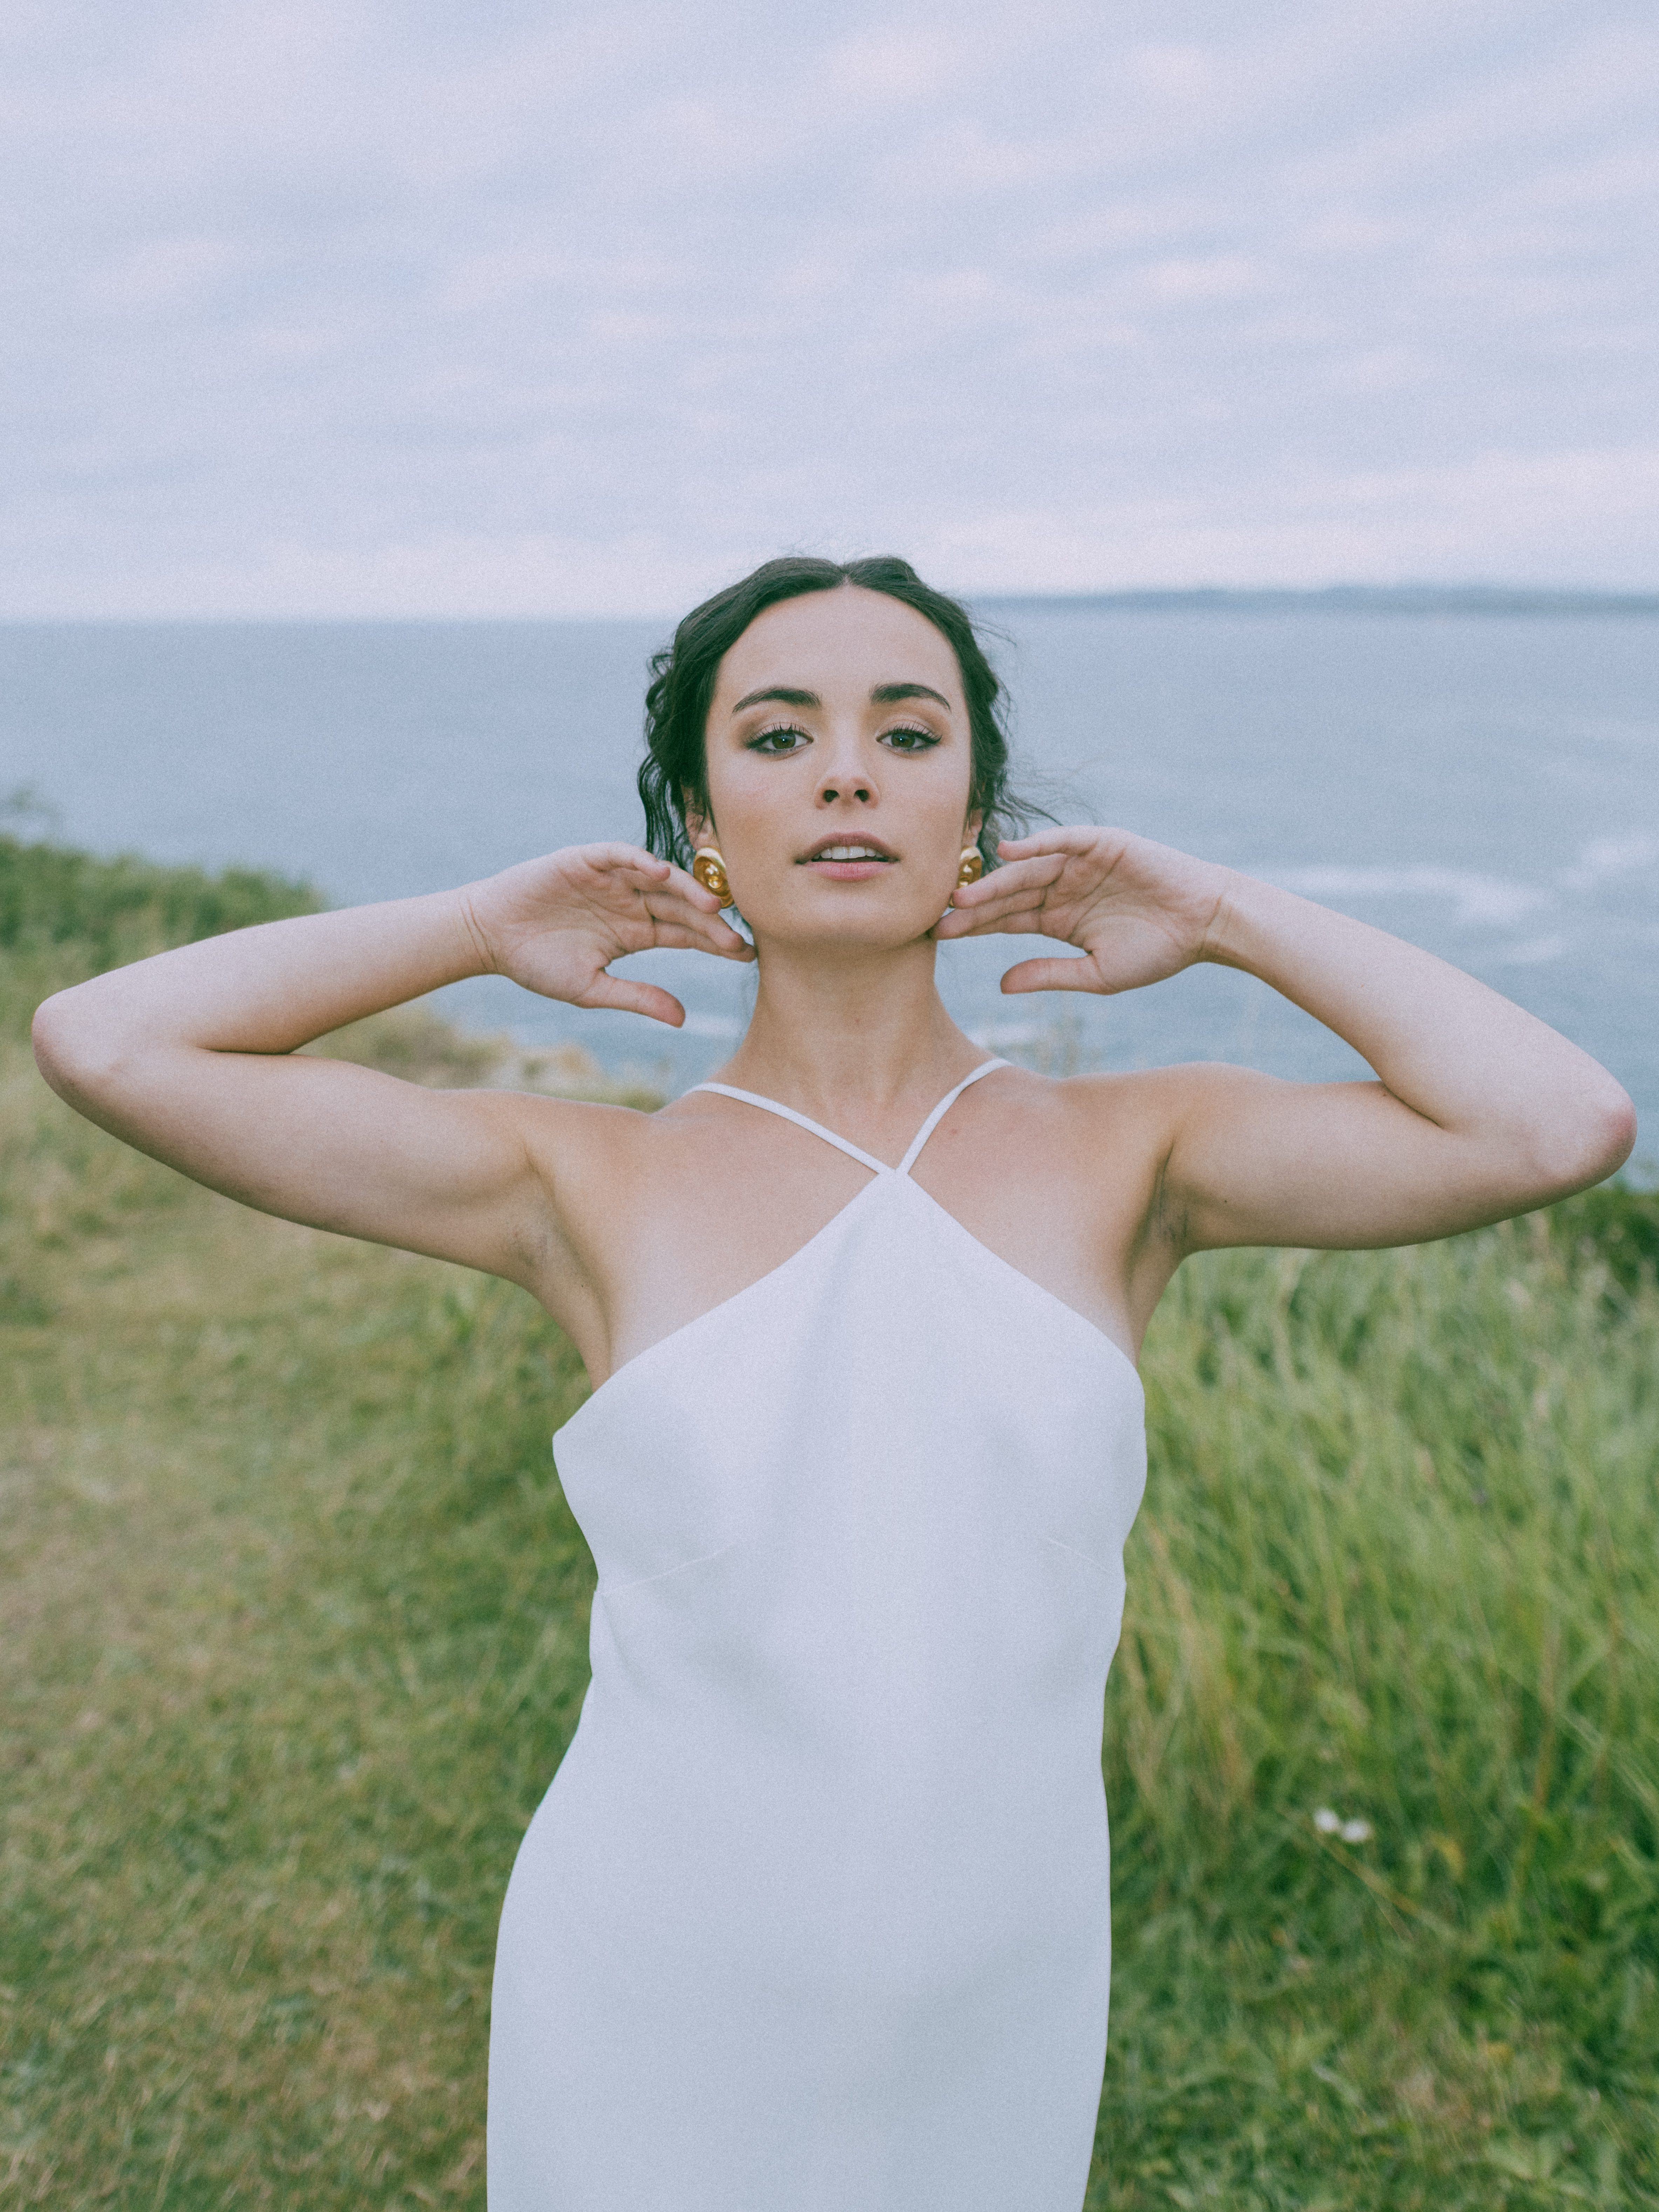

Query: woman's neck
left=714, top=933, right=983, bottom=1116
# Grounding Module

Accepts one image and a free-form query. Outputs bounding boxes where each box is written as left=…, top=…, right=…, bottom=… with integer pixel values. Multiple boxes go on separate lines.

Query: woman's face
left=687, top=585, right=980, bottom=950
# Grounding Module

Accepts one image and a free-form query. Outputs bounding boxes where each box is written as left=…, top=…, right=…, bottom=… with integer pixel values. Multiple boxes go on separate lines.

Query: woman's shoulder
left=976, top=1063, right=1279, bottom=1222
left=982, top=1058, right=1238, bottom=1136
left=506, top=1080, right=790, bottom=1199
left=506, top=1084, right=663, bottom=1149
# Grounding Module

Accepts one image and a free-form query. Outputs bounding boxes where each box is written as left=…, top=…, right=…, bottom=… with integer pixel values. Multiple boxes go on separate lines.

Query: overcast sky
left=3, top=0, right=1655, bottom=616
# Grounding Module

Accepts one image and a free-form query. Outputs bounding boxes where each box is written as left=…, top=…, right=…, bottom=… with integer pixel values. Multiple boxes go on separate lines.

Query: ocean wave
left=1262, top=866, right=1547, bottom=929
left=1488, top=935, right=1568, bottom=967
left=1557, top=835, right=1659, bottom=891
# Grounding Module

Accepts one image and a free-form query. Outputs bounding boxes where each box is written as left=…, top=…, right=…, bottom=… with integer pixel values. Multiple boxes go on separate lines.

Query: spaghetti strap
left=896, top=1058, right=1008, bottom=1176
left=688, top=1059, right=1008, bottom=1179
left=689, top=1083, right=891, bottom=1175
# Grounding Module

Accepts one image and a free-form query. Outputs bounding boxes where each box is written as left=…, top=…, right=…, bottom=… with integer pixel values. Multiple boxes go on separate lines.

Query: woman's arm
left=31, top=846, right=752, bottom=1281
left=938, top=827, right=1636, bottom=1251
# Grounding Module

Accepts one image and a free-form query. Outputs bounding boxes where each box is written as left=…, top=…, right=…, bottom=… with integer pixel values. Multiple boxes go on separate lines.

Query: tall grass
left=1098, top=1229, right=1658, bottom=2207
left=2, top=846, right=1655, bottom=2207
left=0, top=833, right=320, bottom=1043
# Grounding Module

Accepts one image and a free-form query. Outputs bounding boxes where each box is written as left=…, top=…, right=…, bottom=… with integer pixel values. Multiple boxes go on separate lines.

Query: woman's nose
left=818, top=763, right=875, bottom=805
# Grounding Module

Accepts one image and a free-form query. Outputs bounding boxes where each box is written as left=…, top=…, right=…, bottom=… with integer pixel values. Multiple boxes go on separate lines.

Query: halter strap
left=689, top=1084, right=889, bottom=1174
left=896, top=1058, right=1007, bottom=1175
left=689, top=1059, right=1008, bottom=1180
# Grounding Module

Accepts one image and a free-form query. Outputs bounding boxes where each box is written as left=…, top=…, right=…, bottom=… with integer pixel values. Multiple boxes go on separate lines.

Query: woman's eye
left=880, top=725, right=942, bottom=753
left=747, top=725, right=810, bottom=755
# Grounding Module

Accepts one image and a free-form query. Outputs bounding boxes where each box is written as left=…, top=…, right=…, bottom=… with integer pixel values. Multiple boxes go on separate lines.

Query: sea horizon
left=4, top=583, right=1658, bottom=629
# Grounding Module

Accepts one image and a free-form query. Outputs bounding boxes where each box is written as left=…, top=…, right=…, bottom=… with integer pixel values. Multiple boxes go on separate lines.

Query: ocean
left=3, top=603, right=1655, bottom=1168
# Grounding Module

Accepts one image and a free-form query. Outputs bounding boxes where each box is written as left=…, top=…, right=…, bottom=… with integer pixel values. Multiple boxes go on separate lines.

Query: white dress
left=488, top=1061, right=1147, bottom=2210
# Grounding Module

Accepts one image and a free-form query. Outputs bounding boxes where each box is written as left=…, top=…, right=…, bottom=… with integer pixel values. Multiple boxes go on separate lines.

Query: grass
left=1098, top=1226, right=1658, bottom=2207
left=1, top=843, right=1657, bottom=2207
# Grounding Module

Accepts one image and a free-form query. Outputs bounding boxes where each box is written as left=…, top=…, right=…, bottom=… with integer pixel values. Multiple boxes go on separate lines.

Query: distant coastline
left=975, top=585, right=1659, bottom=619
left=4, top=585, right=1658, bottom=628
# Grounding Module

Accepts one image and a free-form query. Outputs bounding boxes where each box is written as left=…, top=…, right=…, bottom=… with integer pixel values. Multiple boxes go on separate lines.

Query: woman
left=33, top=557, right=1634, bottom=2210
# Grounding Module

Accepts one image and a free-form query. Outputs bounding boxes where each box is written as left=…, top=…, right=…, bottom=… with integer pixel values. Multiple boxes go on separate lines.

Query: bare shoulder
left=501, top=1080, right=872, bottom=1375
left=976, top=1059, right=1278, bottom=1249
left=506, top=1087, right=667, bottom=1196
left=473, top=1090, right=672, bottom=1342
left=984, top=1059, right=1236, bottom=1157
left=1066, top=1058, right=1273, bottom=1113
left=908, top=1060, right=1217, bottom=1353
left=1059, top=1059, right=1296, bottom=1231
left=1055, top=1060, right=1290, bottom=1145
left=505, top=1083, right=736, bottom=1229
left=946, top=1060, right=1190, bottom=1233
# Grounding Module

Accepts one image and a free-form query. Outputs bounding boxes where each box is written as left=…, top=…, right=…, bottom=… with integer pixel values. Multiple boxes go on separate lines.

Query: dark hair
left=638, top=554, right=1035, bottom=876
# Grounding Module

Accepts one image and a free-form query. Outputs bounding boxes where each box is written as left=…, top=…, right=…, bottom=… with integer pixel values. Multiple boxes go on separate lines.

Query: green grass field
left=2, top=839, right=1657, bottom=2208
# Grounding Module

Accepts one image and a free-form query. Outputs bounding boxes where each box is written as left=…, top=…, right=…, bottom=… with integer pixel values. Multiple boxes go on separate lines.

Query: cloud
left=1140, top=255, right=1271, bottom=305
left=915, top=444, right=1659, bottom=595
left=1, top=0, right=1654, bottom=614
left=823, top=26, right=959, bottom=101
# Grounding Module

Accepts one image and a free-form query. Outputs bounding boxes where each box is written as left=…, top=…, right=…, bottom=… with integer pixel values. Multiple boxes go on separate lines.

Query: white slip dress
left=488, top=1060, right=1147, bottom=2211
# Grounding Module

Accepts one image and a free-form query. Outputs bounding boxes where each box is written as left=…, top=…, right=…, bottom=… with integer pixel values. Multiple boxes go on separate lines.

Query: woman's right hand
left=31, top=841, right=753, bottom=1301
left=462, top=844, right=755, bottom=1028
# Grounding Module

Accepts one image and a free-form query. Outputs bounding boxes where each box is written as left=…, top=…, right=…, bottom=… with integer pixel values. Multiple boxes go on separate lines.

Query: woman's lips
left=800, top=836, right=902, bottom=871
left=799, top=844, right=897, bottom=881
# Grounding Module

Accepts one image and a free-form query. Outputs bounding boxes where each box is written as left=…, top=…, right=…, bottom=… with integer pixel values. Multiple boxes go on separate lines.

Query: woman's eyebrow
left=871, top=682, right=951, bottom=709
left=731, top=686, right=818, bottom=713
left=729, top=680, right=953, bottom=714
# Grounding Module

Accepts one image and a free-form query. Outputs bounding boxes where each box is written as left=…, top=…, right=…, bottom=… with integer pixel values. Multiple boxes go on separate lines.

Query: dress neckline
left=558, top=1056, right=1145, bottom=1438
left=558, top=1174, right=1139, bottom=1442
left=688, top=1058, right=1009, bottom=1178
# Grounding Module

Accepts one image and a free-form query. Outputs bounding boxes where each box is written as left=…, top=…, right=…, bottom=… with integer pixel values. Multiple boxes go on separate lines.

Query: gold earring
left=691, top=847, right=735, bottom=907
left=957, top=846, right=985, bottom=886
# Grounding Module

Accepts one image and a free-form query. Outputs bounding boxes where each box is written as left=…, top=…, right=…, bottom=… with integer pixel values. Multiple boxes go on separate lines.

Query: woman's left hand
left=938, top=822, right=1633, bottom=1256
left=934, top=826, right=1234, bottom=996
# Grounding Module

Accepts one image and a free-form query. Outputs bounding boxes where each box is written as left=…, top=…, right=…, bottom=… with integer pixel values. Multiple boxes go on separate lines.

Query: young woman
left=33, top=557, right=1634, bottom=2211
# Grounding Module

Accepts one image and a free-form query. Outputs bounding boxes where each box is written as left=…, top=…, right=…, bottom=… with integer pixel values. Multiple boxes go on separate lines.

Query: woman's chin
left=748, top=899, right=947, bottom=958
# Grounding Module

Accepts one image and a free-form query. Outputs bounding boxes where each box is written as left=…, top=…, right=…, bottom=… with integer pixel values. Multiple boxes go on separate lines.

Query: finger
left=642, top=884, right=745, bottom=935
left=656, top=860, right=725, bottom=912
left=575, top=851, right=697, bottom=909
left=639, top=898, right=757, bottom=960
left=640, top=920, right=756, bottom=962
left=575, top=975, right=687, bottom=1025
left=624, top=924, right=714, bottom=954
left=998, top=955, right=1100, bottom=995
left=935, top=902, right=1049, bottom=941
left=706, top=928, right=757, bottom=962
left=936, top=875, right=1067, bottom=936
left=593, top=845, right=739, bottom=924
left=942, top=877, right=1067, bottom=935
left=949, top=852, right=1067, bottom=906
left=995, top=826, right=1113, bottom=859
left=575, top=841, right=673, bottom=878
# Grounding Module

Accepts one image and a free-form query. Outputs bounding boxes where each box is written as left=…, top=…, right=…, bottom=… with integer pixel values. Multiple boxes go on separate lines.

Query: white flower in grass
left=1312, top=1807, right=1374, bottom=1843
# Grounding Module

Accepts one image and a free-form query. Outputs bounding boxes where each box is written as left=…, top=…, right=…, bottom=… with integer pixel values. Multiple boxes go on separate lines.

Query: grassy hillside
left=2, top=843, right=1656, bottom=2208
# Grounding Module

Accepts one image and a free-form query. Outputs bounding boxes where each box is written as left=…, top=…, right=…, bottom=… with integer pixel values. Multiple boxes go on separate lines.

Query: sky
left=2, top=0, right=1655, bottom=617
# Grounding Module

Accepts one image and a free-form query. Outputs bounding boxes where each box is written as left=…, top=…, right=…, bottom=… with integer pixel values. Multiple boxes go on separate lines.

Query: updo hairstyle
left=637, top=555, right=1034, bottom=878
